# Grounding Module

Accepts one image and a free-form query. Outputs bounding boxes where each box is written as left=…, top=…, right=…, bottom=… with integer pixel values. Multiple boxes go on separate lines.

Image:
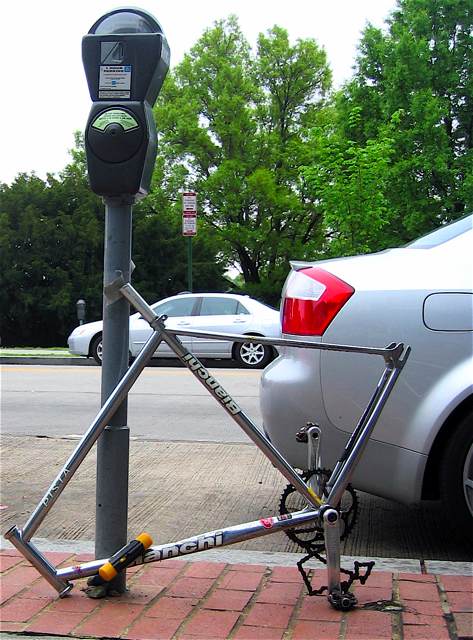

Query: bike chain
left=279, top=468, right=374, bottom=608
left=296, top=548, right=375, bottom=609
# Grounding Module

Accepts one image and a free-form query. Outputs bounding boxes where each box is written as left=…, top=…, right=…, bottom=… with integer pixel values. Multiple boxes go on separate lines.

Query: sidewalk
left=1, top=546, right=472, bottom=639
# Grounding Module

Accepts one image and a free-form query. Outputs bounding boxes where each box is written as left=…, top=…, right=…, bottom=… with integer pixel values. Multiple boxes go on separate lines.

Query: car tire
left=91, top=334, right=103, bottom=365
left=234, top=339, right=273, bottom=369
left=439, top=412, right=473, bottom=537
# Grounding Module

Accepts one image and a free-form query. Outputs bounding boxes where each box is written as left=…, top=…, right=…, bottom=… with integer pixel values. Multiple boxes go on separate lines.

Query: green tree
left=0, top=163, right=104, bottom=346
left=0, top=136, right=228, bottom=346
left=301, top=106, right=396, bottom=256
left=154, top=17, right=331, bottom=302
left=338, top=0, right=473, bottom=239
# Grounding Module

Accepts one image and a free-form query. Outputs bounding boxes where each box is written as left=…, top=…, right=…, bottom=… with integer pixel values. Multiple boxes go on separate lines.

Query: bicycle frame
left=5, top=277, right=410, bottom=607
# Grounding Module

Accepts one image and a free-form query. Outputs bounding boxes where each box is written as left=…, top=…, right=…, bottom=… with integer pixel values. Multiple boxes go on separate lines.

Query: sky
left=0, top=0, right=397, bottom=185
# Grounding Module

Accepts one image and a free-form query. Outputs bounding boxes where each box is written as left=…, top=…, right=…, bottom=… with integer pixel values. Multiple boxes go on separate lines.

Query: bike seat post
left=307, top=424, right=323, bottom=496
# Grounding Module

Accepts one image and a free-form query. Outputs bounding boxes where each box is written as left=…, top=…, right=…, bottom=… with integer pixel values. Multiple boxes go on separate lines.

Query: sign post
left=182, top=192, right=197, bottom=292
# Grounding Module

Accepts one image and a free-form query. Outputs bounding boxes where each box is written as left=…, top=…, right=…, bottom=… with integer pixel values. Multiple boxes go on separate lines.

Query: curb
left=1, top=357, right=96, bottom=366
left=1, top=357, right=238, bottom=368
left=2, top=537, right=472, bottom=576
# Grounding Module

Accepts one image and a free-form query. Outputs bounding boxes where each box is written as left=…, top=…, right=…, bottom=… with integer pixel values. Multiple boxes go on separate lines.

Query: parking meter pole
left=82, top=7, right=170, bottom=596
left=95, top=197, right=133, bottom=593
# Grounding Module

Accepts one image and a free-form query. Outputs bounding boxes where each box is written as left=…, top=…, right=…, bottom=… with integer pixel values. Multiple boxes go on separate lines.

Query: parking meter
left=82, top=8, right=170, bottom=198
left=76, top=299, right=86, bottom=325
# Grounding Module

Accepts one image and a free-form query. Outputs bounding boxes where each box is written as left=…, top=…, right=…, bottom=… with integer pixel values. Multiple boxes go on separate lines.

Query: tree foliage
left=0, top=164, right=104, bottom=346
left=154, top=17, right=331, bottom=302
left=301, top=106, right=396, bottom=256
left=335, top=0, right=473, bottom=239
left=0, top=141, right=227, bottom=346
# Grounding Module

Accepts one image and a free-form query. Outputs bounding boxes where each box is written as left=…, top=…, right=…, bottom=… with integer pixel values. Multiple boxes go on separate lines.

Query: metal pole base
left=95, top=425, right=130, bottom=594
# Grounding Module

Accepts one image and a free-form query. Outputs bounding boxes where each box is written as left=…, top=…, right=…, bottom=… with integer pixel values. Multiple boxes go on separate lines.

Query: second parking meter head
left=76, top=299, right=86, bottom=324
left=82, top=8, right=170, bottom=200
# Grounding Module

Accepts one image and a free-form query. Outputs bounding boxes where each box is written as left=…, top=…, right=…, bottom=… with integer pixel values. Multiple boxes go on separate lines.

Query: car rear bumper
left=260, top=349, right=427, bottom=505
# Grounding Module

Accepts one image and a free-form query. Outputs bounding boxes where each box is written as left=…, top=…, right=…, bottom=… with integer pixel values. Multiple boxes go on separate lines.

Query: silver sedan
left=68, top=292, right=280, bottom=369
left=260, top=215, right=473, bottom=536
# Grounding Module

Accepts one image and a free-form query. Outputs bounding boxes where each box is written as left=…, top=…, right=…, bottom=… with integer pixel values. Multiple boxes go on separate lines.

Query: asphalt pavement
left=1, top=362, right=261, bottom=441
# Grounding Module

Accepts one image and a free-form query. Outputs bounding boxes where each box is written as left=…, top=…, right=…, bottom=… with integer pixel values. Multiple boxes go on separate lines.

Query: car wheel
left=439, top=412, right=473, bottom=537
left=91, top=334, right=103, bottom=365
left=234, top=339, right=273, bottom=369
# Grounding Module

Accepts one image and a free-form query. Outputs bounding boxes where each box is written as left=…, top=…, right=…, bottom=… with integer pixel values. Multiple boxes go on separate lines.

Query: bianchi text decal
left=143, top=532, right=224, bottom=563
left=183, top=354, right=241, bottom=415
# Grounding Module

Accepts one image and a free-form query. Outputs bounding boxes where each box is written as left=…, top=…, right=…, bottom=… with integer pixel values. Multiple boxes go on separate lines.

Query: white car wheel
left=235, top=340, right=272, bottom=369
left=91, top=335, right=103, bottom=365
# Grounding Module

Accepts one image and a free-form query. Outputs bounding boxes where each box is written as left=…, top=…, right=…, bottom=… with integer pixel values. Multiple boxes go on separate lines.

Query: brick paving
left=0, top=548, right=471, bottom=639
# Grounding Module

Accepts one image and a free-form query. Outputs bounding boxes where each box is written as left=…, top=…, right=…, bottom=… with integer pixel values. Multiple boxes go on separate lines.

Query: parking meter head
left=82, top=7, right=170, bottom=199
left=76, top=299, right=86, bottom=322
left=83, top=8, right=170, bottom=106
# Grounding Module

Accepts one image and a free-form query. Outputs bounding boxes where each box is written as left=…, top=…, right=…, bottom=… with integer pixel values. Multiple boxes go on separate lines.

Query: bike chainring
left=280, top=469, right=373, bottom=606
left=279, top=469, right=359, bottom=551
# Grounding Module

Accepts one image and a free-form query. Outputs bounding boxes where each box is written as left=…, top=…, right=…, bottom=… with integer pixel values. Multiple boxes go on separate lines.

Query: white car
left=68, top=292, right=280, bottom=368
left=260, top=214, right=473, bottom=534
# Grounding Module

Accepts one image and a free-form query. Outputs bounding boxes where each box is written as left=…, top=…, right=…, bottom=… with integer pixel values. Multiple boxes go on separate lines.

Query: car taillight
left=282, top=267, right=354, bottom=335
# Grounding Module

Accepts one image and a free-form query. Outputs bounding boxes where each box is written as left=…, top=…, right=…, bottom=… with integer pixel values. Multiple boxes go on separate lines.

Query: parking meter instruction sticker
left=99, top=65, right=132, bottom=91
left=92, top=110, right=139, bottom=132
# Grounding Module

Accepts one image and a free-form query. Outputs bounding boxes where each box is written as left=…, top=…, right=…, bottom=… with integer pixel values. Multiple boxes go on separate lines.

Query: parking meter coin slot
left=88, top=108, right=143, bottom=163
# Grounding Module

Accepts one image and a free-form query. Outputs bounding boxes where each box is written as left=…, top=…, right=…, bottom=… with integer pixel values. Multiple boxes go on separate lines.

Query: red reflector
left=282, top=267, right=354, bottom=335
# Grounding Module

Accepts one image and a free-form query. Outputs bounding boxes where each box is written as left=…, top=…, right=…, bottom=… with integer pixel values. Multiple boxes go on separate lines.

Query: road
left=1, top=363, right=261, bottom=442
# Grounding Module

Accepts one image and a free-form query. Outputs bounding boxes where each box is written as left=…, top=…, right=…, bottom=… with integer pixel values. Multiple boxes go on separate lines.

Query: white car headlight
left=72, top=326, right=88, bottom=337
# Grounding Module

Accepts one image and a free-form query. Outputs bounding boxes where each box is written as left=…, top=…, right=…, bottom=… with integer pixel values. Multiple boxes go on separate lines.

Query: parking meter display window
left=92, top=110, right=138, bottom=132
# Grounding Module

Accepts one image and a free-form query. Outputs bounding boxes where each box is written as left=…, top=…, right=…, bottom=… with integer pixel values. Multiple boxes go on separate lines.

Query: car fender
left=406, top=355, right=473, bottom=454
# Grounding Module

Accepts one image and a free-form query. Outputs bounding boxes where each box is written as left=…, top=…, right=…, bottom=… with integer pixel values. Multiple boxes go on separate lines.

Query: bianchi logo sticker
left=259, top=518, right=274, bottom=529
left=183, top=354, right=241, bottom=415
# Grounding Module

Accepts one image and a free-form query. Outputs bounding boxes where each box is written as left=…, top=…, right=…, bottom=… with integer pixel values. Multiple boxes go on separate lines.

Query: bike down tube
left=4, top=329, right=164, bottom=594
left=119, top=283, right=323, bottom=509
left=120, top=281, right=407, bottom=509
left=56, top=507, right=320, bottom=582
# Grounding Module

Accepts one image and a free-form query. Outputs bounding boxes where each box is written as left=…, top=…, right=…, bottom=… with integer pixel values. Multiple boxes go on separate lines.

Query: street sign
left=182, top=214, right=197, bottom=236
left=182, top=191, right=197, bottom=237
left=182, top=191, right=197, bottom=212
